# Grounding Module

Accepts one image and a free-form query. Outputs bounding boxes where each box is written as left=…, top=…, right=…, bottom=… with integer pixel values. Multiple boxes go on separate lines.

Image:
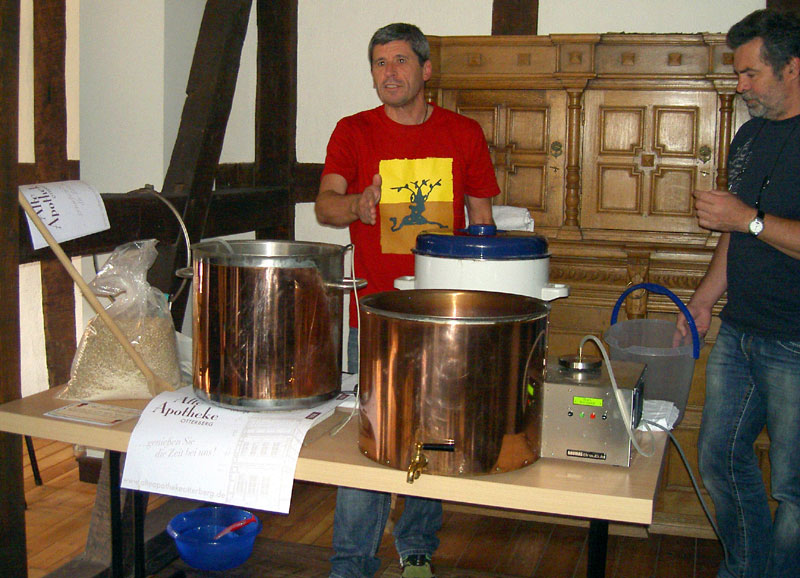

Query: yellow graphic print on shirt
left=379, top=157, right=454, bottom=255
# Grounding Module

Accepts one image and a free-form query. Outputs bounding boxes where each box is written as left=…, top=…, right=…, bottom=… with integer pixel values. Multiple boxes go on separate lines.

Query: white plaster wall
left=81, top=0, right=168, bottom=193
left=538, top=0, right=765, bottom=34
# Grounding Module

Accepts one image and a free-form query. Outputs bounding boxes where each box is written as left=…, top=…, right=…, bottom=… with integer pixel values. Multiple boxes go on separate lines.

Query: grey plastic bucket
left=603, top=283, right=700, bottom=426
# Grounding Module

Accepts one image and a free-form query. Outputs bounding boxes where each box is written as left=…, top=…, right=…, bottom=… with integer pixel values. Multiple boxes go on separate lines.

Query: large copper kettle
left=190, top=240, right=363, bottom=410
left=358, top=289, right=548, bottom=478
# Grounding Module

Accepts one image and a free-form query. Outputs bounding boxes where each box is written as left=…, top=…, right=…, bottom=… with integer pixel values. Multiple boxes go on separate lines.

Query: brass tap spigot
left=406, top=442, right=428, bottom=484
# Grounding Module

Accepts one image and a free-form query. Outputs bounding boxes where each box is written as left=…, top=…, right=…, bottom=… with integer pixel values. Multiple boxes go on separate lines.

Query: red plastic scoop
left=212, top=514, right=257, bottom=540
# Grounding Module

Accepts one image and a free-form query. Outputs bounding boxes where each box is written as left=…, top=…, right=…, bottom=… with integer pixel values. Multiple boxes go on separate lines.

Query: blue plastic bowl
left=166, top=506, right=262, bottom=571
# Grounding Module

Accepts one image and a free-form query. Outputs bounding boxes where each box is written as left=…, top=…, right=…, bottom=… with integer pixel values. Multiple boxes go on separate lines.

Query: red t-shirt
left=321, top=104, right=501, bottom=326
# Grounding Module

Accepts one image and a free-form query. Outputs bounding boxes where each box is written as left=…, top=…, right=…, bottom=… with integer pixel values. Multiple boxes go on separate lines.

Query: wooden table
left=0, top=386, right=668, bottom=578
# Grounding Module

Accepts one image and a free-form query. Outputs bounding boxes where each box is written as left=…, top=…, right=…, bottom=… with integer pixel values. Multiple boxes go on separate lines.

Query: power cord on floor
left=642, top=419, right=722, bottom=544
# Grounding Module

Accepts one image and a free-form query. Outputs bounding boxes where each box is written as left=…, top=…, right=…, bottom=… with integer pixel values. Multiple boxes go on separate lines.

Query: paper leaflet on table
left=121, top=387, right=349, bottom=514
left=20, top=180, right=110, bottom=250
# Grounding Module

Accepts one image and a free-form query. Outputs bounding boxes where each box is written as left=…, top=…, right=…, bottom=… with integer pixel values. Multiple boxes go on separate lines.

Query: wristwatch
left=748, top=209, right=765, bottom=237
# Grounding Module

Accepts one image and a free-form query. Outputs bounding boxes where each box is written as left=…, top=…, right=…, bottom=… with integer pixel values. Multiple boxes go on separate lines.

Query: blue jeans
left=330, top=488, right=442, bottom=577
left=698, top=322, right=800, bottom=578
left=329, top=328, right=443, bottom=578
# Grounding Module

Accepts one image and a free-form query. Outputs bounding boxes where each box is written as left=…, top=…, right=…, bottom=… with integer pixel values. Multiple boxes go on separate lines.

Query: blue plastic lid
left=413, top=224, right=549, bottom=260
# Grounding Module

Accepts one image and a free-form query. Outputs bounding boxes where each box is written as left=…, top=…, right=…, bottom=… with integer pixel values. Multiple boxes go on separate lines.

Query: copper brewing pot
left=358, top=289, right=549, bottom=477
left=190, top=240, right=363, bottom=410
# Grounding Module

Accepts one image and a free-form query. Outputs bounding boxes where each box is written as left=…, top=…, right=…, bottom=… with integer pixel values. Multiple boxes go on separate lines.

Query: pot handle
left=326, top=277, right=367, bottom=291
left=540, top=282, right=569, bottom=302
left=393, top=276, right=415, bottom=291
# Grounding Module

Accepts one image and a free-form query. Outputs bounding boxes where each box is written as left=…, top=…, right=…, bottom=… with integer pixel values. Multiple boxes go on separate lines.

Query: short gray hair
left=368, top=23, right=430, bottom=66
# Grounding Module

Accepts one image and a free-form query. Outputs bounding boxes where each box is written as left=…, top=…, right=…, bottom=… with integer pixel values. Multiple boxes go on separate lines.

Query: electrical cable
left=642, top=419, right=723, bottom=544
left=329, top=243, right=360, bottom=437
left=579, top=335, right=724, bottom=548
left=579, top=334, right=655, bottom=457
left=94, top=187, right=193, bottom=308
left=137, top=188, right=192, bottom=306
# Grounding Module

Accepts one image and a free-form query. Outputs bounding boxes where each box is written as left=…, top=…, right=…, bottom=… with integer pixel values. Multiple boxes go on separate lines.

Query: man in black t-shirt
left=676, top=9, right=800, bottom=578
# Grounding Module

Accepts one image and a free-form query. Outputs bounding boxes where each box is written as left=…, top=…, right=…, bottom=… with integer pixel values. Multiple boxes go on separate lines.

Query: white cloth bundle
left=638, top=399, right=680, bottom=431
left=465, top=205, right=534, bottom=231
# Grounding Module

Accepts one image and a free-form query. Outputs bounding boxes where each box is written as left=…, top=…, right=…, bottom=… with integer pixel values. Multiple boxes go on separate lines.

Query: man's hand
left=676, top=303, right=711, bottom=339
left=315, top=173, right=382, bottom=227
left=355, top=173, right=382, bottom=225
left=694, top=189, right=754, bottom=233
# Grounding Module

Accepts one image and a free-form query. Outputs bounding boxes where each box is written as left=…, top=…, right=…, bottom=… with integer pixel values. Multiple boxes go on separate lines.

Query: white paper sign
left=20, top=180, right=110, bottom=249
left=121, top=387, right=348, bottom=514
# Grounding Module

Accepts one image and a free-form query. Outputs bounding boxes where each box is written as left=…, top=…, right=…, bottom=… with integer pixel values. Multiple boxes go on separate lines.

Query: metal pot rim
left=360, top=289, right=550, bottom=324
left=191, top=239, right=346, bottom=268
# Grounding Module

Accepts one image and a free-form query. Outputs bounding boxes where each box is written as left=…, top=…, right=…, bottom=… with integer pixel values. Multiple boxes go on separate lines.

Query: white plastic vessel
left=395, top=224, right=569, bottom=301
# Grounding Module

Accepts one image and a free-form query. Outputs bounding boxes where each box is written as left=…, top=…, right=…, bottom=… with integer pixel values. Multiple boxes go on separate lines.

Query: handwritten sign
left=20, top=180, right=110, bottom=250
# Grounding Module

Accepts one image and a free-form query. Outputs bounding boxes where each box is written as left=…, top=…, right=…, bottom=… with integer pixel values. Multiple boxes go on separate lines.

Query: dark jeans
left=698, top=322, right=800, bottom=578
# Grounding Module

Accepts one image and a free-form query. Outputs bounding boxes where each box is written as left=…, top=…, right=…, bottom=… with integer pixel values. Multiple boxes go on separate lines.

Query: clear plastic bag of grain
left=59, top=239, right=181, bottom=401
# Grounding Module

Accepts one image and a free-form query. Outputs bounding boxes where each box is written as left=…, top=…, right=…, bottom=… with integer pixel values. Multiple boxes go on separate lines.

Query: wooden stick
left=18, top=190, right=173, bottom=396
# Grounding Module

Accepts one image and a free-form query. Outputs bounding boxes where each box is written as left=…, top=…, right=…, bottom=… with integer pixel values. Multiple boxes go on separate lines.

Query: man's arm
left=465, top=195, right=495, bottom=225
left=694, top=189, right=800, bottom=259
left=753, top=213, right=800, bottom=259
left=315, top=173, right=382, bottom=227
left=677, top=232, right=729, bottom=339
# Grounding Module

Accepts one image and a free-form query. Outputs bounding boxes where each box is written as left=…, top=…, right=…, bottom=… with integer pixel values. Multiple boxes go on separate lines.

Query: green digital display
left=573, top=396, right=603, bottom=407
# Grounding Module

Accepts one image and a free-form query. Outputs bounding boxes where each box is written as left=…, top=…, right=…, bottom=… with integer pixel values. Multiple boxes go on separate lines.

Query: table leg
left=587, top=519, right=609, bottom=578
left=109, top=451, right=123, bottom=578
left=25, top=435, right=43, bottom=485
left=134, top=490, right=147, bottom=577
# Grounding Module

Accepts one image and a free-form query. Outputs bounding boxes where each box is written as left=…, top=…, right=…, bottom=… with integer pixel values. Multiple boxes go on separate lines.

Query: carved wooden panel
left=595, top=40, right=709, bottom=76
left=443, top=89, right=567, bottom=230
left=581, top=90, right=717, bottom=233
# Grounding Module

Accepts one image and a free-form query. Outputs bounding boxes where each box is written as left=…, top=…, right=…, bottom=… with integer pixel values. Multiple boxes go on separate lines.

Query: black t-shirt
left=721, top=115, right=800, bottom=340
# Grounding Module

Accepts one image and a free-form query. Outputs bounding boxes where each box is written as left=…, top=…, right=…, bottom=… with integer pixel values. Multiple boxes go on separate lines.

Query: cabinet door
left=581, top=90, right=718, bottom=233
left=444, top=89, right=568, bottom=231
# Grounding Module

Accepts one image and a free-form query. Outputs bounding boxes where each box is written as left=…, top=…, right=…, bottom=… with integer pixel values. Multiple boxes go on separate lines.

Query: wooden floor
left=24, top=437, right=725, bottom=578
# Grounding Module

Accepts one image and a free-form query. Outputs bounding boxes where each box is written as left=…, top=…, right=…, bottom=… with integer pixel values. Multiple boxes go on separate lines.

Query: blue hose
left=610, top=283, right=700, bottom=359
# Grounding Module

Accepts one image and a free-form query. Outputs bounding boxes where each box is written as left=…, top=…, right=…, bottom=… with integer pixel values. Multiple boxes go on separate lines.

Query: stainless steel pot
left=358, top=289, right=549, bottom=478
left=190, top=240, right=364, bottom=410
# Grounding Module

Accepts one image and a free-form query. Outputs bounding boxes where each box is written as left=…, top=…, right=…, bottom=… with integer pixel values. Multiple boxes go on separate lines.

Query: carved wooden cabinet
left=428, top=33, right=768, bottom=536
left=580, top=88, right=718, bottom=234
left=440, top=89, right=569, bottom=229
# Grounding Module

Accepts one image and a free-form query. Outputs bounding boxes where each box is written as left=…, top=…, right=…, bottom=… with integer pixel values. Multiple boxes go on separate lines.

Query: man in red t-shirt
left=315, top=23, right=499, bottom=578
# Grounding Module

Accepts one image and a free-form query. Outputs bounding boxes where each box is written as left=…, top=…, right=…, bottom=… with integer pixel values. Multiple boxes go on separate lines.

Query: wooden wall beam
left=34, top=0, right=75, bottom=387
left=162, top=0, right=252, bottom=226
left=767, top=0, right=800, bottom=16
left=0, top=1, right=27, bottom=575
left=492, top=0, right=539, bottom=35
left=160, top=0, right=253, bottom=325
left=255, top=0, right=297, bottom=189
